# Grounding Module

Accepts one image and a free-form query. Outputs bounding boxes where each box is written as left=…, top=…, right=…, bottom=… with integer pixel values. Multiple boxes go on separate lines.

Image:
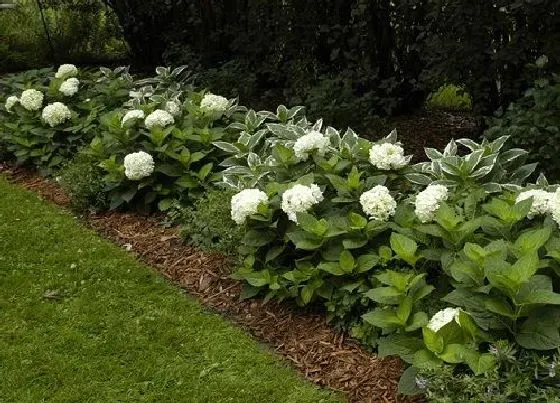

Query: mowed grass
left=0, top=178, right=342, bottom=403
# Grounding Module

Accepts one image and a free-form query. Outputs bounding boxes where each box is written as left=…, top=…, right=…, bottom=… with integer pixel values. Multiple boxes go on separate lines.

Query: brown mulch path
left=2, top=165, right=424, bottom=403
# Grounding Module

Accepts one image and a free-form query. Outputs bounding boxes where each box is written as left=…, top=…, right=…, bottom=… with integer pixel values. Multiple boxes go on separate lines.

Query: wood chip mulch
left=3, top=165, right=424, bottom=403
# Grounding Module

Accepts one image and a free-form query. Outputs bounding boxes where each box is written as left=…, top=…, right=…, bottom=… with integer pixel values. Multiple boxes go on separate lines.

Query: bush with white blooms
left=281, top=184, right=324, bottom=223
left=200, top=93, right=229, bottom=116
left=59, top=78, right=80, bottom=97
left=20, top=89, right=44, bottom=111
left=293, top=130, right=330, bottom=160
left=359, top=185, right=397, bottom=221
left=414, top=183, right=448, bottom=223
left=42, top=102, right=72, bottom=127
left=5, top=96, right=18, bottom=112
left=124, top=151, right=155, bottom=180
left=231, top=189, right=269, bottom=224
left=145, top=109, right=174, bottom=129
left=121, top=109, right=145, bottom=126
left=369, top=142, right=409, bottom=170
left=55, top=63, right=78, bottom=80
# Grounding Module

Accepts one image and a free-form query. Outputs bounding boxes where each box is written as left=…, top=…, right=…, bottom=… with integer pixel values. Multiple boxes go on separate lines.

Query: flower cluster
left=59, top=78, right=79, bottom=97
left=145, top=109, right=174, bottom=129
left=55, top=64, right=78, bottom=80
left=281, top=184, right=324, bottom=223
left=359, top=185, right=397, bottom=221
left=516, top=189, right=554, bottom=218
left=200, top=93, right=229, bottom=116
left=427, top=307, right=461, bottom=332
left=121, top=109, right=145, bottom=126
left=551, top=189, right=560, bottom=226
left=20, top=89, right=44, bottom=111
left=165, top=100, right=182, bottom=117
left=124, top=151, right=155, bottom=180
left=293, top=130, right=330, bottom=160
left=414, top=184, right=448, bottom=223
left=369, top=142, right=408, bottom=170
left=5, top=96, right=18, bottom=112
left=231, top=189, right=269, bottom=224
left=41, top=102, right=72, bottom=127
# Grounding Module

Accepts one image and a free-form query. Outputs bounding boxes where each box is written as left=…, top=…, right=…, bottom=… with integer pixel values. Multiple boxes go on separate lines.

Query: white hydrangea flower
left=293, top=130, right=330, bottom=160
left=55, top=64, right=78, bottom=79
left=41, top=102, right=71, bottom=127
left=124, top=151, right=155, bottom=180
left=230, top=189, right=269, bottom=225
left=165, top=100, right=182, bottom=117
left=200, top=93, right=229, bottom=116
left=121, top=109, right=145, bottom=126
left=516, top=189, right=554, bottom=218
left=5, top=96, right=18, bottom=112
left=281, top=184, right=324, bottom=223
left=414, top=184, right=448, bottom=223
left=59, top=77, right=79, bottom=96
left=145, top=109, right=174, bottom=129
left=551, top=188, right=560, bottom=226
left=359, top=185, right=397, bottom=221
left=19, top=89, right=44, bottom=111
left=369, top=142, right=408, bottom=170
left=427, top=307, right=462, bottom=332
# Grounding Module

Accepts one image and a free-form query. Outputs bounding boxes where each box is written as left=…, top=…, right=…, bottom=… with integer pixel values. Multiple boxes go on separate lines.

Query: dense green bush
left=417, top=341, right=560, bottom=402
left=425, top=84, right=472, bottom=112
left=3, top=65, right=560, bottom=400
left=57, top=154, right=108, bottom=211
left=486, top=63, right=560, bottom=181
left=180, top=188, right=243, bottom=257
left=0, top=65, right=132, bottom=173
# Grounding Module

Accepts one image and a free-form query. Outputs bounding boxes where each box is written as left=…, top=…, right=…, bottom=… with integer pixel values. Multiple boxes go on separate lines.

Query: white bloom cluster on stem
left=145, top=109, right=174, bottom=129
left=200, top=93, right=229, bottom=116
left=55, top=64, right=78, bottom=80
left=369, top=142, right=408, bottom=170
left=231, top=189, right=269, bottom=224
left=516, top=189, right=554, bottom=218
left=121, top=109, right=145, bottom=126
left=360, top=185, right=397, bottom=221
left=124, top=151, right=154, bottom=180
left=59, top=78, right=79, bottom=96
left=414, top=184, right=448, bottom=223
left=5, top=96, right=18, bottom=112
left=427, top=307, right=461, bottom=332
left=20, top=89, right=44, bottom=111
left=551, top=189, right=560, bottom=226
left=41, top=102, right=71, bottom=127
left=293, top=130, right=330, bottom=160
left=281, top=184, right=324, bottom=223
left=165, top=100, right=182, bottom=117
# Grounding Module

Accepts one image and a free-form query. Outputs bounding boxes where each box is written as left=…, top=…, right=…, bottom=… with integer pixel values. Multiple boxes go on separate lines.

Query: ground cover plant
left=2, top=64, right=560, bottom=400
left=0, top=177, right=341, bottom=402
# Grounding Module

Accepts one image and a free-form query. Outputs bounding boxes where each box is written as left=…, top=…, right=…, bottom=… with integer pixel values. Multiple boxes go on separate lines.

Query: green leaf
left=405, top=312, right=429, bottom=332
left=287, top=231, right=323, bottom=250
left=342, top=236, right=368, bottom=249
left=397, top=367, right=421, bottom=396
left=412, top=349, right=442, bottom=369
left=464, top=352, right=496, bottom=375
left=339, top=250, right=355, bottom=273
left=317, top=262, right=345, bottom=276
left=396, top=296, right=413, bottom=324
left=483, top=297, right=516, bottom=319
left=375, top=270, right=411, bottom=291
left=157, top=198, right=175, bottom=211
left=422, top=327, right=444, bottom=354
left=514, top=227, right=552, bottom=256
left=362, top=309, right=402, bottom=329
left=355, top=254, right=380, bottom=273
left=198, top=162, right=213, bottom=180
left=390, top=232, right=418, bottom=266
left=516, top=313, right=560, bottom=350
left=243, top=230, right=275, bottom=247
left=377, top=334, right=424, bottom=363
left=509, top=253, right=539, bottom=284
left=365, top=286, right=402, bottom=304
left=434, top=202, right=462, bottom=230
left=438, top=343, right=469, bottom=364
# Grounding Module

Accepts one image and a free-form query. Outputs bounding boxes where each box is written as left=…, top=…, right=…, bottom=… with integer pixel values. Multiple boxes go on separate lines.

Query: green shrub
left=416, top=341, right=560, bottom=402
left=425, top=84, right=472, bottom=111
left=57, top=154, right=108, bottom=212
left=485, top=66, right=560, bottom=181
left=0, top=65, right=133, bottom=174
left=180, top=189, right=243, bottom=257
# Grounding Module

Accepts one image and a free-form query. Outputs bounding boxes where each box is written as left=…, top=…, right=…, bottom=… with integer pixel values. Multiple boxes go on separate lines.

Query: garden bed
left=3, top=164, right=421, bottom=403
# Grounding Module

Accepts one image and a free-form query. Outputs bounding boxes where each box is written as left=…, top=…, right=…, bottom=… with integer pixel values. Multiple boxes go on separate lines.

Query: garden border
left=2, top=164, right=422, bottom=403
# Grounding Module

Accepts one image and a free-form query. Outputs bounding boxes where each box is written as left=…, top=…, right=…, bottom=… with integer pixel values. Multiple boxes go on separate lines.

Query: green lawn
left=0, top=178, right=342, bottom=403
